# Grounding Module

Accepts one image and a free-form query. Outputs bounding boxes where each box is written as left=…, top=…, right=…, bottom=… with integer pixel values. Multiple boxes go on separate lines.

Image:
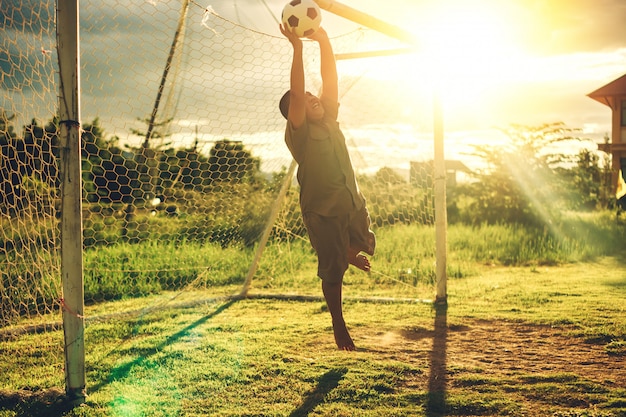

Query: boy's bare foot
left=333, top=321, right=356, bottom=351
left=349, top=253, right=371, bottom=272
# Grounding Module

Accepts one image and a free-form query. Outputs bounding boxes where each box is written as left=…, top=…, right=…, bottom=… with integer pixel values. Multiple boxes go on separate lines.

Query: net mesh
left=1, top=0, right=438, bottom=392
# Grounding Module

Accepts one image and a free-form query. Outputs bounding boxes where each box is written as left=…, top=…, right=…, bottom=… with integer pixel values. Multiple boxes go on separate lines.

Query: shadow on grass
left=0, top=300, right=238, bottom=416
left=426, top=303, right=448, bottom=417
left=288, top=368, right=348, bottom=417
left=88, top=298, right=238, bottom=394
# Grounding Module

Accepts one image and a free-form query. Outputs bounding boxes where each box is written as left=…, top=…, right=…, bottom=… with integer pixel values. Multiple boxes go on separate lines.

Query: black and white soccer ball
left=281, top=0, right=322, bottom=38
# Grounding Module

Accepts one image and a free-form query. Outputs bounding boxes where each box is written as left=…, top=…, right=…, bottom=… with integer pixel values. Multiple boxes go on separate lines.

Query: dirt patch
left=366, top=318, right=625, bottom=384
left=360, top=317, right=626, bottom=414
left=438, top=319, right=625, bottom=386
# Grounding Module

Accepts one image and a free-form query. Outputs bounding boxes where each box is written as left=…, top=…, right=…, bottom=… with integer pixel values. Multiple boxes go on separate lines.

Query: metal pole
left=144, top=0, right=189, bottom=146
left=57, top=0, right=86, bottom=401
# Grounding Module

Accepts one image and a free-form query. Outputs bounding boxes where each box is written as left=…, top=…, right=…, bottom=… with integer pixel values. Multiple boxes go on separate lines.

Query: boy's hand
left=307, top=26, right=328, bottom=43
left=279, top=24, right=303, bottom=49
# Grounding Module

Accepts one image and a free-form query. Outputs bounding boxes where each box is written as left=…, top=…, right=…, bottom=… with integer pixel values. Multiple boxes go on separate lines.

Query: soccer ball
left=281, top=0, right=322, bottom=38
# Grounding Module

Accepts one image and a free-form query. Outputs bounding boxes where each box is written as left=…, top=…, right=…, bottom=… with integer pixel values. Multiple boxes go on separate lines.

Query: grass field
left=1, top=256, right=625, bottom=416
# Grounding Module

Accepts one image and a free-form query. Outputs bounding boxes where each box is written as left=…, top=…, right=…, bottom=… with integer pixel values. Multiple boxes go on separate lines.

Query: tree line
left=0, top=111, right=262, bottom=216
left=450, top=123, right=615, bottom=226
left=0, top=110, right=617, bottom=227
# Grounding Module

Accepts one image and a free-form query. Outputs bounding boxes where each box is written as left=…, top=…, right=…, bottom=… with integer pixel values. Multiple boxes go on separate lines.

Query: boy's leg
left=322, top=279, right=355, bottom=351
left=302, top=212, right=355, bottom=350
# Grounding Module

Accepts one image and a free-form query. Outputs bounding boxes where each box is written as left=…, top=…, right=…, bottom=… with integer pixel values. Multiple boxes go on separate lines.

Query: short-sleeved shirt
left=284, top=98, right=365, bottom=217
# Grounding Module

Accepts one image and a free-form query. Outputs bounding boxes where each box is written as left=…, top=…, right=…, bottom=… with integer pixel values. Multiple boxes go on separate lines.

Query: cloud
left=512, top=0, right=626, bottom=54
left=0, top=0, right=54, bottom=33
left=47, top=0, right=294, bottom=143
left=340, top=0, right=626, bottom=55
left=1, top=0, right=55, bottom=95
left=3, top=0, right=624, bottom=151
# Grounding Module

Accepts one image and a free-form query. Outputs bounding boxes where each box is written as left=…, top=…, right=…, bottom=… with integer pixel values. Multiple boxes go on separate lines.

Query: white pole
left=335, top=47, right=415, bottom=61
left=433, top=88, right=447, bottom=303
left=57, top=0, right=86, bottom=401
left=314, top=0, right=417, bottom=46
left=240, top=160, right=297, bottom=296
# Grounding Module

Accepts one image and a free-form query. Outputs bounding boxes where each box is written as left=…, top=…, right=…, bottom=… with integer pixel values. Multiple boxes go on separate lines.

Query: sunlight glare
left=403, top=1, right=527, bottom=113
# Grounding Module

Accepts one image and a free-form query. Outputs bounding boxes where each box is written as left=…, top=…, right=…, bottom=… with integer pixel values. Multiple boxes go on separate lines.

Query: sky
left=302, top=0, right=626, bottom=137
left=197, top=0, right=626, bottom=172
left=203, top=0, right=626, bottom=133
left=2, top=0, right=626, bottom=173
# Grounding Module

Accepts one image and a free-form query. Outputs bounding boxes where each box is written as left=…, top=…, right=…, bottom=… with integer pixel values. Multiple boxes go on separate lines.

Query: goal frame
left=54, top=0, right=448, bottom=401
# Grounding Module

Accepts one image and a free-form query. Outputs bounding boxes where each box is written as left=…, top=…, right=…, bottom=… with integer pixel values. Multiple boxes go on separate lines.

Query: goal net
left=1, top=0, right=442, bottom=393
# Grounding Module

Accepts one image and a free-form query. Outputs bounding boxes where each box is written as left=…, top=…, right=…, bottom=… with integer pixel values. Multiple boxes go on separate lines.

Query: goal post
left=433, top=89, right=448, bottom=303
left=57, top=0, right=86, bottom=401
left=240, top=159, right=297, bottom=297
left=313, top=0, right=417, bottom=47
left=2, top=0, right=449, bottom=397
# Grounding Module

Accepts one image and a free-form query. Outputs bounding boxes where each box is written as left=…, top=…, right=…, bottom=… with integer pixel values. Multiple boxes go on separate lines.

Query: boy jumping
left=279, top=24, right=376, bottom=351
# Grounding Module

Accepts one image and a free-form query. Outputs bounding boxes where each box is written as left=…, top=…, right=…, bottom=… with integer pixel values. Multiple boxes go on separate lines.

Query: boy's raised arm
left=280, top=24, right=306, bottom=129
left=310, top=28, right=337, bottom=105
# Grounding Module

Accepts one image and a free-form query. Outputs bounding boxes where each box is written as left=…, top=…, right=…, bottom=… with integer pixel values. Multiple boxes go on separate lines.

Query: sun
left=403, top=1, right=528, bottom=115
left=334, top=0, right=532, bottom=128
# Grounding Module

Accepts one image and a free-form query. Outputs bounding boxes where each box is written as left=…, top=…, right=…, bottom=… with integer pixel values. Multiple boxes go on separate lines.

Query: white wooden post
left=313, top=0, right=416, bottom=46
left=240, top=160, right=297, bottom=296
left=433, top=90, right=447, bottom=303
left=57, top=0, right=86, bottom=401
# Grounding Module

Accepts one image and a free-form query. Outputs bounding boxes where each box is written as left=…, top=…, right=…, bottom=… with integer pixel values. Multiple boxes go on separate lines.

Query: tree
left=462, top=123, right=588, bottom=225
left=125, top=116, right=174, bottom=203
left=556, top=148, right=603, bottom=210
left=23, top=117, right=60, bottom=188
left=208, top=139, right=260, bottom=184
left=82, top=118, right=137, bottom=203
left=0, top=111, right=22, bottom=215
left=0, top=112, right=59, bottom=216
left=0, top=110, right=18, bottom=144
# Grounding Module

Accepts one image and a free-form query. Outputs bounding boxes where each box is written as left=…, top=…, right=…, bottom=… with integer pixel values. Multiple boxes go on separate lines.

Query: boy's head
left=279, top=90, right=326, bottom=121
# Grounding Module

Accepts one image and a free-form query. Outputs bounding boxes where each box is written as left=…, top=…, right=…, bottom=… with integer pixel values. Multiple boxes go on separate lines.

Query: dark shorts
left=302, top=206, right=376, bottom=284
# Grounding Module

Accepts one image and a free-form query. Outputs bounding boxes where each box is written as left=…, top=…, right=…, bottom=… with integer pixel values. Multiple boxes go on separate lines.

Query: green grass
left=83, top=241, right=252, bottom=303
left=1, top=259, right=626, bottom=416
left=1, top=216, right=626, bottom=416
left=4, top=210, right=624, bottom=316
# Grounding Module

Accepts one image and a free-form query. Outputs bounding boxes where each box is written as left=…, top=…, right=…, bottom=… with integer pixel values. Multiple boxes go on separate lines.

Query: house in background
left=410, top=160, right=470, bottom=188
left=587, top=73, right=626, bottom=196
